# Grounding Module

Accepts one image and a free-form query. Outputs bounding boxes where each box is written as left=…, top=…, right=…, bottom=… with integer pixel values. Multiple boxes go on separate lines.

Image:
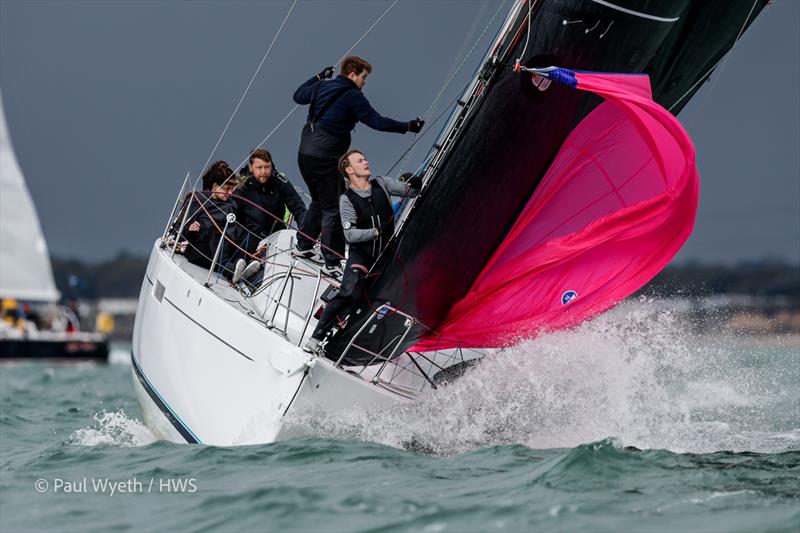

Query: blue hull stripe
left=131, top=354, right=201, bottom=444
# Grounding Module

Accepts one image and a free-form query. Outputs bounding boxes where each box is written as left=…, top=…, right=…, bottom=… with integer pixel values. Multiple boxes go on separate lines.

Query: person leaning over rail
left=182, top=160, right=248, bottom=281
left=303, top=149, right=422, bottom=355
left=291, top=56, right=425, bottom=277
left=237, top=148, right=307, bottom=254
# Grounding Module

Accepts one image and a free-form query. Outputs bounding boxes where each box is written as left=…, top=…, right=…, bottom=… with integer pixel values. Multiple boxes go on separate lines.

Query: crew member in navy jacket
left=237, top=148, right=307, bottom=254
left=292, top=55, right=424, bottom=275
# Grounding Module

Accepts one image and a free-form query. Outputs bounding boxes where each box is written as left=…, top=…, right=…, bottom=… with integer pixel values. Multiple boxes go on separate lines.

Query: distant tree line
left=638, top=260, right=800, bottom=301
left=52, top=253, right=799, bottom=301
left=52, top=251, right=149, bottom=300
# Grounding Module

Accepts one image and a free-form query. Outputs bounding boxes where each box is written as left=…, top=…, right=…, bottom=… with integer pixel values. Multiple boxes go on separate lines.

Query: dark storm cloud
left=0, top=0, right=797, bottom=264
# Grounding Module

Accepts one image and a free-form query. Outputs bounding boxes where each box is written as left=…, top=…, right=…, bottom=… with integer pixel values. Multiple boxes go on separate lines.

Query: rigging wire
left=423, top=0, right=508, bottom=121
left=208, top=0, right=400, bottom=178
left=396, top=0, right=509, bottom=173
left=179, top=0, right=401, bottom=236
left=669, top=0, right=761, bottom=113
left=243, top=0, right=401, bottom=171
left=383, top=93, right=460, bottom=177
left=336, top=0, right=399, bottom=67
left=196, top=0, right=299, bottom=187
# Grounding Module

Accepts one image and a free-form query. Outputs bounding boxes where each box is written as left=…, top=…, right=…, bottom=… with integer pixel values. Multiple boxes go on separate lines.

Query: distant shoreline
left=49, top=254, right=800, bottom=338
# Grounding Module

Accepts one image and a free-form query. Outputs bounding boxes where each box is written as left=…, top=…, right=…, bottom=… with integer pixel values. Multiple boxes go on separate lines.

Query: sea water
left=1, top=301, right=798, bottom=532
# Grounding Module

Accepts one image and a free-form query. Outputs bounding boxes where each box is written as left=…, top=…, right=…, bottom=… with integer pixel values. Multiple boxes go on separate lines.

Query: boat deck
left=166, top=230, right=485, bottom=395
left=170, top=230, right=333, bottom=349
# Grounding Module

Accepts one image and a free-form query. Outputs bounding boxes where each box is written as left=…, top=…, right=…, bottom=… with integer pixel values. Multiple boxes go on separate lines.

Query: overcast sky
left=1, top=0, right=797, bottom=265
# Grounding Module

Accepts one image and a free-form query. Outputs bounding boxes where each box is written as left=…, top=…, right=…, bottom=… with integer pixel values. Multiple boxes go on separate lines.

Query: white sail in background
left=0, top=93, right=60, bottom=302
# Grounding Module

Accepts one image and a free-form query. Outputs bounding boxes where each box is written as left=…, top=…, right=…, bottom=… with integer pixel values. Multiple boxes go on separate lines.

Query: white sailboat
left=132, top=227, right=478, bottom=444
left=131, top=0, right=767, bottom=445
left=0, top=93, right=108, bottom=361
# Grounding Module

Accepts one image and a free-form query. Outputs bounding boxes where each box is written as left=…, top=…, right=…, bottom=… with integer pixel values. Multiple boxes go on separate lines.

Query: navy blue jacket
left=236, top=171, right=307, bottom=238
left=293, top=75, right=409, bottom=137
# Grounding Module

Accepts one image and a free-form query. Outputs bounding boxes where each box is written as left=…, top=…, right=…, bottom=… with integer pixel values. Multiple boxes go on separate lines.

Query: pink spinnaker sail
left=413, top=71, right=699, bottom=351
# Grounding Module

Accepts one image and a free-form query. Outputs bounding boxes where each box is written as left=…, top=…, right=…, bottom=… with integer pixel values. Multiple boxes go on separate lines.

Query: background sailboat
left=0, top=93, right=108, bottom=361
left=0, top=92, right=60, bottom=302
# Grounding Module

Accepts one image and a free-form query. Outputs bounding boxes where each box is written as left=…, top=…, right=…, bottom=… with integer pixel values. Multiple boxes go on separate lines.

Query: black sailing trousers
left=311, top=249, right=371, bottom=340
left=295, top=153, right=345, bottom=267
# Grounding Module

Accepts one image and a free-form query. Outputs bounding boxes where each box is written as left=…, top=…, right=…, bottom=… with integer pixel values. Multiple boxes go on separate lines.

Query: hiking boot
left=292, top=244, right=324, bottom=264
left=231, top=259, right=247, bottom=284
left=303, top=337, right=322, bottom=354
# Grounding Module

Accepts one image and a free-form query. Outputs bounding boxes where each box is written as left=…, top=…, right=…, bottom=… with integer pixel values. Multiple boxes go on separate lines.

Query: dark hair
left=248, top=148, right=272, bottom=166
left=340, top=56, right=372, bottom=78
left=338, top=149, right=363, bottom=179
left=202, top=160, right=237, bottom=190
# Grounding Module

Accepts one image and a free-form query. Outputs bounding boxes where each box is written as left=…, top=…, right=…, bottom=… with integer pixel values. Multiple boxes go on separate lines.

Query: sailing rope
left=668, top=0, right=762, bottom=113
left=513, top=0, right=534, bottom=72
left=196, top=0, right=299, bottom=185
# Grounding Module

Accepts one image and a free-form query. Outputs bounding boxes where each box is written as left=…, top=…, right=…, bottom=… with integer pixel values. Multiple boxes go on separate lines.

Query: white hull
left=131, top=233, right=457, bottom=445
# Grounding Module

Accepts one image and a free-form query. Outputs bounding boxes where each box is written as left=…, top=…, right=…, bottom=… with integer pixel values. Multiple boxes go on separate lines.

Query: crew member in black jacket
left=183, top=160, right=246, bottom=279
left=303, top=149, right=421, bottom=354
left=292, top=55, right=424, bottom=275
left=237, top=148, right=307, bottom=254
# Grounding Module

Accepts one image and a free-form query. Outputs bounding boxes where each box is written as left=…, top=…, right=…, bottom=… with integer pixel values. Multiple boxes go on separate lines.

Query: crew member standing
left=303, top=149, right=421, bottom=354
left=292, top=56, right=424, bottom=276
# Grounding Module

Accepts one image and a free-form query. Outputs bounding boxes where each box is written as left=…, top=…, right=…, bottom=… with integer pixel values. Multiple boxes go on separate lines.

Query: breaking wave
left=69, top=409, right=157, bottom=447
left=294, top=299, right=800, bottom=455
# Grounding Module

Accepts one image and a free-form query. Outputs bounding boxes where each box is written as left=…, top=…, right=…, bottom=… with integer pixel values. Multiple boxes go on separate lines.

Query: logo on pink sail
left=561, top=290, right=578, bottom=305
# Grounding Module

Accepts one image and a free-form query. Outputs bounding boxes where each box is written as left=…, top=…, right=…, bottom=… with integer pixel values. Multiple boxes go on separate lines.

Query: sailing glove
left=317, top=66, right=335, bottom=80
left=406, top=174, right=423, bottom=190
left=408, top=118, right=425, bottom=133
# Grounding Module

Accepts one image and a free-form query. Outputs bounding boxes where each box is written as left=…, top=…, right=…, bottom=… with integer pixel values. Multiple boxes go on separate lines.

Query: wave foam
left=296, top=299, right=799, bottom=454
left=69, top=409, right=157, bottom=447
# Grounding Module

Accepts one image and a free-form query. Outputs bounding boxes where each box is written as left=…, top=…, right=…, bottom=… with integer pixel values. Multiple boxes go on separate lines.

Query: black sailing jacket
left=236, top=172, right=307, bottom=238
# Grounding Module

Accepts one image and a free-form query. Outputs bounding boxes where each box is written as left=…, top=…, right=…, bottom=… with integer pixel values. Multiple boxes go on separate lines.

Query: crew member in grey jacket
left=303, top=149, right=421, bottom=354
